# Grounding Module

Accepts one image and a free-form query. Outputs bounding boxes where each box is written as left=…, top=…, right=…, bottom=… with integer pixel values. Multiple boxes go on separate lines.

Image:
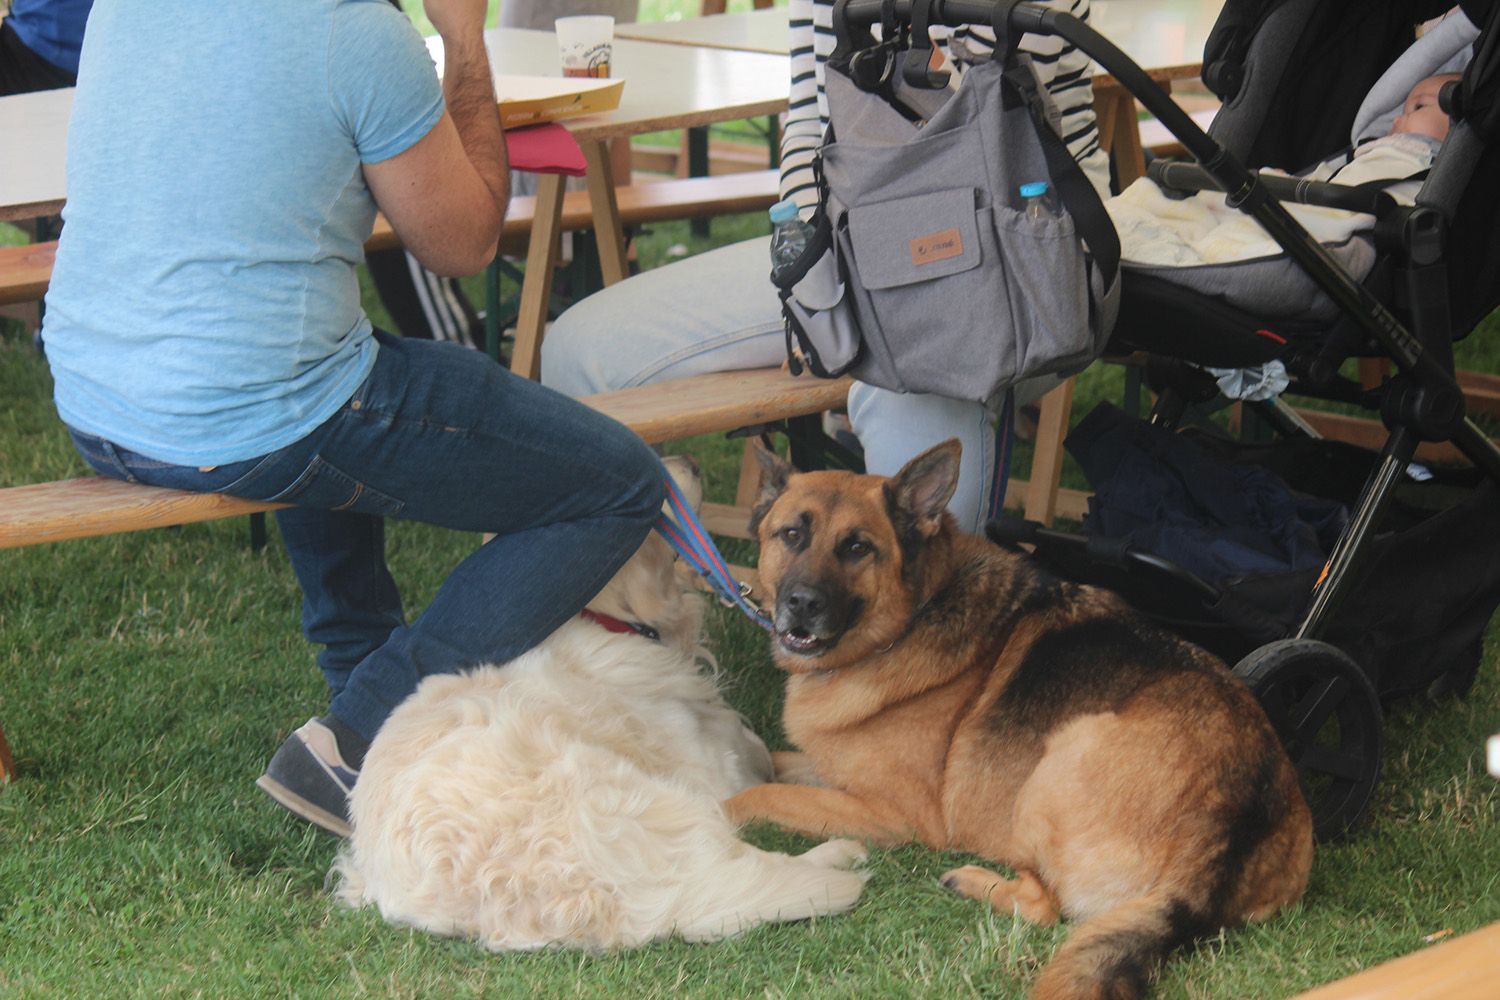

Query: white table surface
left=0, top=86, right=74, bottom=222
left=615, top=8, right=790, bottom=55
left=609, top=1, right=1226, bottom=73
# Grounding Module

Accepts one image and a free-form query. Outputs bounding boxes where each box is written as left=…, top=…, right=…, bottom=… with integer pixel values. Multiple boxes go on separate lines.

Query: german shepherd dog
left=727, top=440, right=1312, bottom=999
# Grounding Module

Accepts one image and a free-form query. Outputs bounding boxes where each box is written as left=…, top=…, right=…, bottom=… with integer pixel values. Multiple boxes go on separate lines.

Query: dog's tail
left=1032, top=891, right=1207, bottom=1000
left=670, top=838, right=869, bottom=942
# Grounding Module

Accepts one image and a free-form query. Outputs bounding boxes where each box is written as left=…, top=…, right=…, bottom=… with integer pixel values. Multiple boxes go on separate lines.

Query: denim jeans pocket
left=224, top=452, right=406, bottom=517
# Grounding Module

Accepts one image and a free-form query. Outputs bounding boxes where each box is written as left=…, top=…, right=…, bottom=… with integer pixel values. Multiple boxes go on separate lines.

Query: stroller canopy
left=1203, top=0, right=1497, bottom=167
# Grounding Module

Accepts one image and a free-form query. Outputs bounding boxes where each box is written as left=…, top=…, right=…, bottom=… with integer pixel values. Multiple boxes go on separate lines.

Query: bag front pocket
left=840, top=189, right=1016, bottom=400
left=846, top=188, right=983, bottom=288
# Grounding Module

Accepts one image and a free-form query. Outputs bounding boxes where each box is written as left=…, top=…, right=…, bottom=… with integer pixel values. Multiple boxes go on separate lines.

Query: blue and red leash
left=653, top=468, right=775, bottom=632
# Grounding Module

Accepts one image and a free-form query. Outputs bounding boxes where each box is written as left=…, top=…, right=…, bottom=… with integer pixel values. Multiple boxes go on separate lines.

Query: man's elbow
left=416, top=207, right=505, bottom=277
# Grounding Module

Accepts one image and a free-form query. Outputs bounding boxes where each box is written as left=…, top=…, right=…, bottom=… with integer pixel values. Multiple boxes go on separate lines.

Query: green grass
left=2, top=319, right=1498, bottom=998
left=4, top=1, right=1500, bottom=994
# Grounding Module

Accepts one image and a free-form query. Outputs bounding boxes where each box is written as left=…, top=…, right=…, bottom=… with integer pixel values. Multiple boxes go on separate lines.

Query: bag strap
left=987, top=388, right=1016, bottom=523
left=901, top=0, right=951, bottom=90
left=988, top=0, right=1025, bottom=62
left=1002, top=61, right=1121, bottom=288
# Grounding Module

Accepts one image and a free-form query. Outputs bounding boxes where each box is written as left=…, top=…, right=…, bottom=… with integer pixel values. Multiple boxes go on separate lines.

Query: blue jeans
left=540, top=236, right=1057, bottom=534
left=70, top=331, right=666, bottom=743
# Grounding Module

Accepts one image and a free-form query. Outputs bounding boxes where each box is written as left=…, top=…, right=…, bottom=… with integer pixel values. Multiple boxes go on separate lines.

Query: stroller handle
left=1148, top=160, right=1394, bottom=218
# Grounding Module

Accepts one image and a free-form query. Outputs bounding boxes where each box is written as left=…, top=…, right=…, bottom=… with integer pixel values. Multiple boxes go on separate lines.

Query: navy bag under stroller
left=833, top=0, right=1500, bottom=840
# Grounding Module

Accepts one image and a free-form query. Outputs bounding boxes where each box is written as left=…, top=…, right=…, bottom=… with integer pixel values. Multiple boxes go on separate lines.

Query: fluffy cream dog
left=332, top=458, right=867, bottom=950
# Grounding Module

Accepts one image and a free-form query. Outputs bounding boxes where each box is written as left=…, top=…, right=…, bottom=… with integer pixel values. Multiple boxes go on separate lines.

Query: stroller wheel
left=1234, top=639, right=1384, bottom=842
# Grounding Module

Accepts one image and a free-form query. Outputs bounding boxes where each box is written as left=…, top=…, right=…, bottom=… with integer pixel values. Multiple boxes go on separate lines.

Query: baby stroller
left=831, top=0, right=1500, bottom=839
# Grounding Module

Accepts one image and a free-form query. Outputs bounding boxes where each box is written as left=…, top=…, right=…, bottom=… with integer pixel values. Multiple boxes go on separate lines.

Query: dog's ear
left=748, top=440, right=793, bottom=536
left=886, top=439, right=961, bottom=538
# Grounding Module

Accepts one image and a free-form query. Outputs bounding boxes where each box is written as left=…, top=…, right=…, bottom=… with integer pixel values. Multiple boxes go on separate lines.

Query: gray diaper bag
left=774, top=50, right=1121, bottom=403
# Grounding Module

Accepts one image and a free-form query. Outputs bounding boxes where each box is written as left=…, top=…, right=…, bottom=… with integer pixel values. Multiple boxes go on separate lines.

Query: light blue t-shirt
left=42, top=0, right=445, bottom=466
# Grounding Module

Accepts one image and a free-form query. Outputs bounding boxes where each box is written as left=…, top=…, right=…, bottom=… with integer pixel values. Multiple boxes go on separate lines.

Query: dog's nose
left=783, top=585, right=827, bottom=618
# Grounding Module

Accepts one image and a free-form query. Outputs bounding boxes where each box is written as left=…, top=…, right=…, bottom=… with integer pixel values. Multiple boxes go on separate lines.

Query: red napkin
left=504, top=123, right=587, bottom=177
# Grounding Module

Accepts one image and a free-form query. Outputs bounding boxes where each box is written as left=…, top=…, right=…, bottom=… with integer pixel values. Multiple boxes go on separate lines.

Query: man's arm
left=364, top=0, right=509, bottom=277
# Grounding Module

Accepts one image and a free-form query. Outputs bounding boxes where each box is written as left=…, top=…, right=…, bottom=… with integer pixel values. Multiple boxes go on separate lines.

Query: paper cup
left=555, top=15, right=614, bottom=78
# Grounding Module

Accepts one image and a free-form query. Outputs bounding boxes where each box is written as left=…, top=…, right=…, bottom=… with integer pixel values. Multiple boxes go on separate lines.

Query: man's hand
left=364, top=0, right=508, bottom=277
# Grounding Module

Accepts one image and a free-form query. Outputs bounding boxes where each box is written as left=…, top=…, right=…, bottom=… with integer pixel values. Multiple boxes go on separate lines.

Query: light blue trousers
left=541, top=236, right=1035, bottom=534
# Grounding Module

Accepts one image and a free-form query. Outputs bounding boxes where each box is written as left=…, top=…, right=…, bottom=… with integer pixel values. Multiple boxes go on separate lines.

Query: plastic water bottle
left=769, top=199, right=815, bottom=279
left=1020, top=181, right=1052, bottom=220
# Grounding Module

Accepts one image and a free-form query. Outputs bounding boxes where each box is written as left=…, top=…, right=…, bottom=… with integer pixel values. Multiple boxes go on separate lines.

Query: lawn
left=4, top=314, right=1498, bottom=1000
left=3, top=1, right=1499, bottom=997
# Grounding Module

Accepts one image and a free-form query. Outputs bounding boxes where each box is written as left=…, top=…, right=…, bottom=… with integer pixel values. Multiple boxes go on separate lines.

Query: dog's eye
left=780, top=526, right=802, bottom=545
left=842, top=539, right=873, bottom=559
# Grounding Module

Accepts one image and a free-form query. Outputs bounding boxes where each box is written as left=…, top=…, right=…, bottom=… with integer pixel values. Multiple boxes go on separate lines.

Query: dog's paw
left=940, top=865, right=1060, bottom=925
left=940, top=864, right=1002, bottom=899
left=800, top=838, right=869, bottom=869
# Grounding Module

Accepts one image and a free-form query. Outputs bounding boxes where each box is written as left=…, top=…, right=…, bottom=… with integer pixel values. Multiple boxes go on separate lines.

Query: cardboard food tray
left=495, top=75, right=624, bottom=130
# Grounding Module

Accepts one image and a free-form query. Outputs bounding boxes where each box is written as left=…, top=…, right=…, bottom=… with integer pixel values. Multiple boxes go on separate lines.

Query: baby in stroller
left=1106, top=11, right=1477, bottom=321
left=1110, top=73, right=1457, bottom=268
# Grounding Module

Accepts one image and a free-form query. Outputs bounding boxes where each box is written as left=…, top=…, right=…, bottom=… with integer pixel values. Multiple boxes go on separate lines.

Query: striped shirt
left=780, top=0, right=1109, bottom=215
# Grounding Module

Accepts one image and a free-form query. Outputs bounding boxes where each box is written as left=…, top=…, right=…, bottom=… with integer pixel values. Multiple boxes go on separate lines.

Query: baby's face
left=1391, top=73, right=1461, bottom=141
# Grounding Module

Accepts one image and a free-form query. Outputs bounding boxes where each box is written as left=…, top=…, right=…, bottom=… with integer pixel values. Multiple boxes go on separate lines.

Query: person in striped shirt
left=542, top=0, right=1108, bottom=532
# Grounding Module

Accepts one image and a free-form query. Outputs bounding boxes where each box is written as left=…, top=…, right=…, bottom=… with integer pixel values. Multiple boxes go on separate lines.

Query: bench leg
left=1022, top=377, right=1076, bottom=526
left=734, top=438, right=764, bottom=510
left=0, top=723, right=14, bottom=783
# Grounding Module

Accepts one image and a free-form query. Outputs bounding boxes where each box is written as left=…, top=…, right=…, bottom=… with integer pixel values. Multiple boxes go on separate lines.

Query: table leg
left=1092, top=83, right=1148, bottom=191
left=512, top=171, right=566, bottom=381
left=582, top=138, right=630, bottom=287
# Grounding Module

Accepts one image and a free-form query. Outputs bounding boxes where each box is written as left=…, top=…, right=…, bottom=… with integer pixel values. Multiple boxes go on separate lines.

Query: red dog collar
left=580, top=608, right=661, bottom=642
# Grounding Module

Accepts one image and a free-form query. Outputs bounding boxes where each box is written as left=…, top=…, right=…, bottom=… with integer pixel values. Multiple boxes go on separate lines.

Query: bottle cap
left=768, top=199, right=802, bottom=223
left=1019, top=181, right=1049, bottom=198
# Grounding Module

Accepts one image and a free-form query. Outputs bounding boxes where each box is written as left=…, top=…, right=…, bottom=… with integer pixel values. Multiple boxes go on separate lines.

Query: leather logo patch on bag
left=909, top=228, right=964, bottom=266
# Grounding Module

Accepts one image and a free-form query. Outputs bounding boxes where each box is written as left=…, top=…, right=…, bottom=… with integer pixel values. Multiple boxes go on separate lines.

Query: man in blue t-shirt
left=41, top=0, right=666, bottom=837
left=0, top=0, right=91, bottom=95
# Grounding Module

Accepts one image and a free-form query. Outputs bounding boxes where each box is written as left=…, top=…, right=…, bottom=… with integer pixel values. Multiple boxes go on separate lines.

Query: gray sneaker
left=255, top=717, right=358, bottom=837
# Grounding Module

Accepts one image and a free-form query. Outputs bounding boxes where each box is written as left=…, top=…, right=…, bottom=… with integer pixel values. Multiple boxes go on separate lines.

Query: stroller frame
left=832, top=0, right=1500, bottom=838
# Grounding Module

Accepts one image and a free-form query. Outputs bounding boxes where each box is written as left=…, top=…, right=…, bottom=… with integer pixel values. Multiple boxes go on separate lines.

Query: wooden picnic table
left=615, top=7, right=790, bottom=55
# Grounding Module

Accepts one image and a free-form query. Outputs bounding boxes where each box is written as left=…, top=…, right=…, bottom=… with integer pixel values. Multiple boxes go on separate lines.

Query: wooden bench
left=0, top=169, right=780, bottom=309
left=1287, top=920, right=1500, bottom=999
left=0, top=366, right=852, bottom=781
